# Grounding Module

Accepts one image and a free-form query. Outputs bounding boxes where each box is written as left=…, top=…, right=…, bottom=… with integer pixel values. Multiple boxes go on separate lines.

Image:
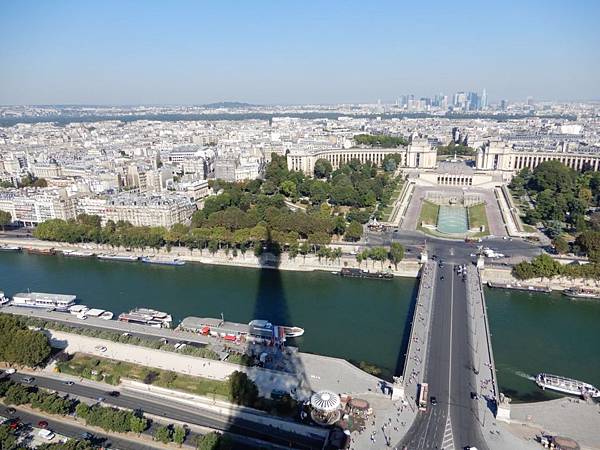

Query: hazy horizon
left=1, top=0, right=599, bottom=105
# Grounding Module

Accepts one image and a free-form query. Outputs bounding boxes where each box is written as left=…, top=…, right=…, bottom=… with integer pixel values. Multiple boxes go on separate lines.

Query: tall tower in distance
left=481, top=88, right=488, bottom=109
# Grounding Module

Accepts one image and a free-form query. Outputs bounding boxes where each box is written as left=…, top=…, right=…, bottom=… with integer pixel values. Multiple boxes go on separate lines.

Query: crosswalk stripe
left=441, top=415, right=455, bottom=450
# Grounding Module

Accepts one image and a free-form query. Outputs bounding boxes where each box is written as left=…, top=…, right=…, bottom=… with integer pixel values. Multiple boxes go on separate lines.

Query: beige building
left=0, top=189, right=76, bottom=225
left=476, top=140, right=600, bottom=174
left=103, top=193, right=196, bottom=227
left=286, top=137, right=437, bottom=175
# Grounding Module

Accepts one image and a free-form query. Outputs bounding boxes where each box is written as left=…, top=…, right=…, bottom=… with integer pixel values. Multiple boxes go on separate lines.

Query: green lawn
left=380, top=183, right=405, bottom=222
left=56, top=353, right=230, bottom=400
left=468, top=203, right=489, bottom=231
left=418, top=200, right=439, bottom=226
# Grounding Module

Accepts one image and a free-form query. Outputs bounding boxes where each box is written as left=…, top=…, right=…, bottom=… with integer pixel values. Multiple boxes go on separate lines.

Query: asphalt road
left=366, top=229, right=543, bottom=264
left=5, top=373, right=325, bottom=449
left=398, top=262, right=489, bottom=450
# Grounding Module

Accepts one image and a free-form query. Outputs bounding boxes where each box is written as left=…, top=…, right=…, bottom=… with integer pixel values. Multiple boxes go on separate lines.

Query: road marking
left=441, top=414, right=455, bottom=450
left=448, top=267, right=454, bottom=405
left=445, top=267, right=454, bottom=450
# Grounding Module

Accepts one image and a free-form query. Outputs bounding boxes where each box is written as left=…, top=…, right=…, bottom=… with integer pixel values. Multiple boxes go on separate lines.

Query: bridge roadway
left=399, top=261, right=489, bottom=450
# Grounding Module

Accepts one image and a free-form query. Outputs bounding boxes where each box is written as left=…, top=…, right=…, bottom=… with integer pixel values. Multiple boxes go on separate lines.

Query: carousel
left=310, top=390, right=342, bottom=426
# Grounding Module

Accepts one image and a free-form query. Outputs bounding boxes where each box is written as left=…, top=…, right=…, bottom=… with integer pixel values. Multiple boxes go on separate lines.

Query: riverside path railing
left=465, top=265, right=500, bottom=405
left=400, top=261, right=436, bottom=409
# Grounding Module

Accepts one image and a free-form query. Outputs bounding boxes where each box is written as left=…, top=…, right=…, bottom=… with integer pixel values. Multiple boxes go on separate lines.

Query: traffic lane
left=398, top=265, right=452, bottom=449
left=8, top=374, right=322, bottom=449
left=449, top=270, right=489, bottom=450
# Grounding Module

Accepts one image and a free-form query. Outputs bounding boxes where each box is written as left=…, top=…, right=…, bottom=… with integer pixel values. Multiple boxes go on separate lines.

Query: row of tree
left=356, top=243, right=405, bottom=269
left=0, top=314, right=52, bottom=367
left=353, top=134, right=408, bottom=147
left=0, top=378, right=149, bottom=434
left=512, top=254, right=600, bottom=280
left=75, top=402, right=149, bottom=434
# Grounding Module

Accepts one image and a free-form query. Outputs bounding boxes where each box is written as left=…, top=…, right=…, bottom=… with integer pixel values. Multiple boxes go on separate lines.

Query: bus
left=418, top=383, right=429, bottom=412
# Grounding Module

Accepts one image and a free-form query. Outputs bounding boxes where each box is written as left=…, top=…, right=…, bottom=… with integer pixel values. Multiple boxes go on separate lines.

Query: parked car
left=38, top=429, right=55, bottom=440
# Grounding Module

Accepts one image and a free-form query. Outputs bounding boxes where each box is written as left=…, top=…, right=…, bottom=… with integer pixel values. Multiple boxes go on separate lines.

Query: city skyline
left=1, top=0, right=599, bottom=105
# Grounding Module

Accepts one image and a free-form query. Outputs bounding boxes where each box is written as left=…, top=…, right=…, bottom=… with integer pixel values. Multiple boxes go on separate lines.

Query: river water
left=1, top=252, right=598, bottom=402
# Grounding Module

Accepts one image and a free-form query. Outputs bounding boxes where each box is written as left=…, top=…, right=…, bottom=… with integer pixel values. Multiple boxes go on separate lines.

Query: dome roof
left=310, top=390, right=341, bottom=412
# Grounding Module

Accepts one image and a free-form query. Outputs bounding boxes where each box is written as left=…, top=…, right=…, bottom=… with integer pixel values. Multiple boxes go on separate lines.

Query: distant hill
left=202, top=101, right=258, bottom=108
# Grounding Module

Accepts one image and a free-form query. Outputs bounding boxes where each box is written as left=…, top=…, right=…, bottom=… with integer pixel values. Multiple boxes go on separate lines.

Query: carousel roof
left=310, top=390, right=341, bottom=412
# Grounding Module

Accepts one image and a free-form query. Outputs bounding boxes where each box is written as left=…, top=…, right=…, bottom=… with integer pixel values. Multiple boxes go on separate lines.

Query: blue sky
left=0, top=0, right=598, bottom=105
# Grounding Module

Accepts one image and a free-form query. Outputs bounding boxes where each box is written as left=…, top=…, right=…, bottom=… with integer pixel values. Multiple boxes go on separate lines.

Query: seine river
left=1, top=252, right=598, bottom=402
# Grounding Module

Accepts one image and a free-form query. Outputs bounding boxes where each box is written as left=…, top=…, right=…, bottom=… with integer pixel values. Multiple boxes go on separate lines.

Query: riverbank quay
left=0, top=236, right=422, bottom=277
left=508, top=397, right=600, bottom=450
left=349, top=262, right=437, bottom=450
left=0, top=306, right=383, bottom=398
left=481, top=265, right=600, bottom=293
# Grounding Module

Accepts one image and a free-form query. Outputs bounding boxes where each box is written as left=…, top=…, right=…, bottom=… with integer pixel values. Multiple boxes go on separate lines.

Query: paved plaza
left=401, top=185, right=507, bottom=237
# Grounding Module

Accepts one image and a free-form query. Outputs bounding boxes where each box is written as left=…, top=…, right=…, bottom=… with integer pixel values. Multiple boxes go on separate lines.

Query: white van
left=38, top=429, right=56, bottom=440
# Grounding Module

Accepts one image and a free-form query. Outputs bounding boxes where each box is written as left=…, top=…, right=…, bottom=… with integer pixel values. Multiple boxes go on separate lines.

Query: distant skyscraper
left=481, top=89, right=488, bottom=109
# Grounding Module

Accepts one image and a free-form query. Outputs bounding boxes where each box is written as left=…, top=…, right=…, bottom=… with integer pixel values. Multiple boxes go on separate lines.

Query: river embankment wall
left=0, top=236, right=422, bottom=277
left=481, top=266, right=600, bottom=291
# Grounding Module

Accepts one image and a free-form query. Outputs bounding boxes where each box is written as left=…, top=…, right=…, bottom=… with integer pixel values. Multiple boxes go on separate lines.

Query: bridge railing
left=401, top=261, right=435, bottom=393
left=466, top=265, right=500, bottom=404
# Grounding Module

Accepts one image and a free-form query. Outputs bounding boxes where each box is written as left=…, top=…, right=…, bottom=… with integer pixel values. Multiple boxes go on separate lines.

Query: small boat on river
left=62, top=250, right=96, bottom=258
left=563, top=288, right=600, bottom=300
left=340, top=267, right=393, bottom=280
left=536, top=373, right=600, bottom=398
left=97, top=254, right=139, bottom=262
left=0, top=244, right=22, bottom=252
left=141, top=256, right=185, bottom=266
left=487, top=281, right=551, bottom=293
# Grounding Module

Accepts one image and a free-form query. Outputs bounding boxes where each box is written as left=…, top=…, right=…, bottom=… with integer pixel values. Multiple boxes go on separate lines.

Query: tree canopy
left=354, top=134, right=408, bottom=147
left=0, top=314, right=51, bottom=367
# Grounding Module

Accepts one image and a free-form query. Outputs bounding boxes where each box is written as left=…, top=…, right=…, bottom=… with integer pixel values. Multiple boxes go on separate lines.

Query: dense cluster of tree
left=510, top=161, right=600, bottom=232
left=75, top=402, right=149, bottom=434
left=512, top=254, right=600, bottom=280
left=195, top=432, right=234, bottom=450
left=436, top=143, right=475, bottom=156
left=0, top=314, right=51, bottom=367
left=353, top=134, right=408, bottom=147
left=153, top=424, right=187, bottom=446
left=228, top=371, right=258, bottom=406
left=34, top=155, right=404, bottom=255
